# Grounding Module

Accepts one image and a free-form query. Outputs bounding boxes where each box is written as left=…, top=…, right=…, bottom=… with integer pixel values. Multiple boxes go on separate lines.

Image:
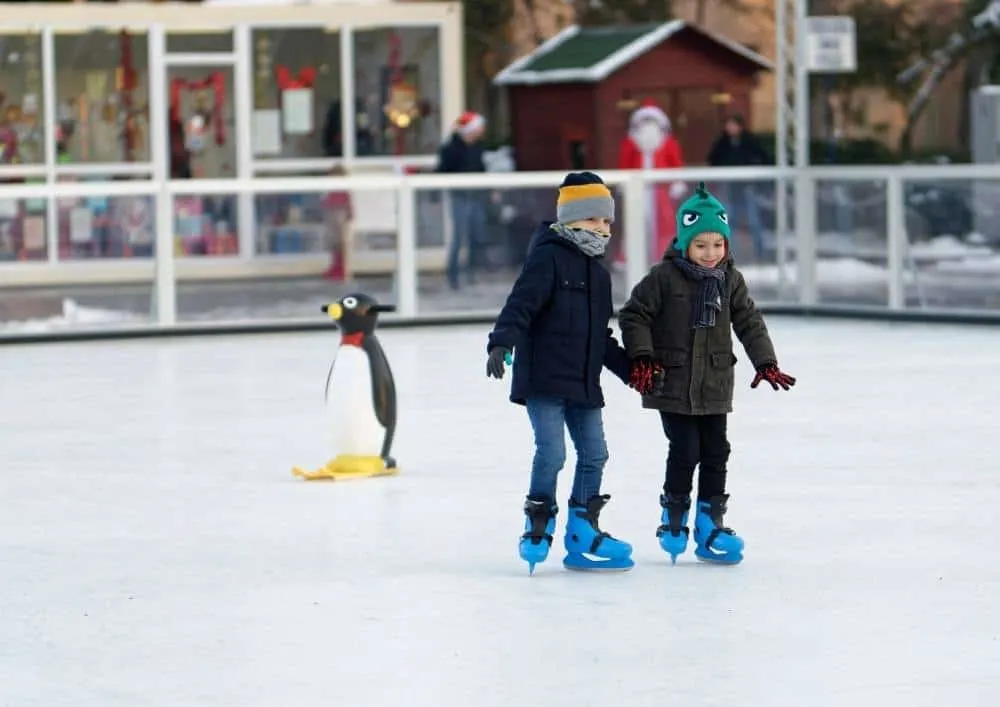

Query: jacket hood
left=527, top=221, right=575, bottom=254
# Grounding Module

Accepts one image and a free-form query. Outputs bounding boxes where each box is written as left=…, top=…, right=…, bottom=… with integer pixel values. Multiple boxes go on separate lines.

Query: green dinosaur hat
left=675, top=181, right=731, bottom=255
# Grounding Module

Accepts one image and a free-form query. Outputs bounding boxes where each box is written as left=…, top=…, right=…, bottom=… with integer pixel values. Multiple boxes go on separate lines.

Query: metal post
left=149, top=24, right=176, bottom=326
left=794, top=0, right=817, bottom=305
left=42, top=26, right=58, bottom=264
left=775, top=0, right=789, bottom=297
left=623, top=173, right=647, bottom=293
left=234, top=24, right=255, bottom=258
left=396, top=180, right=418, bottom=317
left=885, top=173, right=905, bottom=310
left=795, top=2, right=811, bottom=169
left=340, top=26, right=356, bottom=165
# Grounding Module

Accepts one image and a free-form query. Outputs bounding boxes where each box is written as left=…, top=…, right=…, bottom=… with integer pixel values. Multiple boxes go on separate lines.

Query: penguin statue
left=292, top=293, right=399, bottom=481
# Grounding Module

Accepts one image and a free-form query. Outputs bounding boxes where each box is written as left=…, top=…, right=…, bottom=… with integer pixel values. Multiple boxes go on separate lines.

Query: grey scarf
left=550, top=223, right=609, bottom=257
left=674, top=258, right=727, bottom=328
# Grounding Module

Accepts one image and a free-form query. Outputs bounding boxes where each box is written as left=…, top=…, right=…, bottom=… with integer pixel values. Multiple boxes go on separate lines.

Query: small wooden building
left=493, top=21, right=773, bottom=171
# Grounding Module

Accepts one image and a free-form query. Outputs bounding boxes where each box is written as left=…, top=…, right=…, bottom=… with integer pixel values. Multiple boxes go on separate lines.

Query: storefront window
left=53, top=30, right=150, bottom=165
left=251, top=28, right=341, bottom=160
left=254, top=189, right=335, bottom=256
left=0, top=32, right=46, bottom=166
left=55, top=190, right=156, bottom=261
left=352, top=27, right=441, bottom=157
left=166, top=32, right=233, bottom=54
left=0, top=198, right=47, bottom=261
left=168, top=66, right=236, bottom=179
left=173, top=193, right=238, bottom=257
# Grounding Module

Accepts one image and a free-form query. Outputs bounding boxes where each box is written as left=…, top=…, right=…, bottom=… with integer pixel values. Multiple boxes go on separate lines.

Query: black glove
left=487, top=346, right=511, bottom=379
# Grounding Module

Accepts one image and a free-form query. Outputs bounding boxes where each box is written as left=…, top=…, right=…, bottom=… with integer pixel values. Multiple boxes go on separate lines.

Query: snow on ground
left=0, top=300, right=146, bottom=333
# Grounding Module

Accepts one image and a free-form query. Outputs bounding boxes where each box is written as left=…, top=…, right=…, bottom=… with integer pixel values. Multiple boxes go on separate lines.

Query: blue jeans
left=525, top=397, right=609, bottom=505
left=447, top=194, right=486, bottom=288
left=724, top=183, right=764, bottom=260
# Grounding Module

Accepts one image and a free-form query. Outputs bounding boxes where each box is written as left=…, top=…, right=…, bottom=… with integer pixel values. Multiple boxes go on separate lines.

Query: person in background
left=436, top=111, right=487, bottom=290
left=706, top=114, right=770, bottom=261
left=322, top=164, right=353, bottom=281
left=616, top=101, right=688, bottom=266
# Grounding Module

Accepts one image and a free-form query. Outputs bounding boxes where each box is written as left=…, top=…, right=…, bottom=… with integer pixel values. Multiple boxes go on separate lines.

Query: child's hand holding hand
left=628, top=356, right=661, bottom=395
left=751, top=364, right=796, bottom=391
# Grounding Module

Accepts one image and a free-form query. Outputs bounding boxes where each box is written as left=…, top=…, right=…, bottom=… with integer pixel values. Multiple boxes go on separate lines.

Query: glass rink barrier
left=3, top=164, right=1000, bottom=340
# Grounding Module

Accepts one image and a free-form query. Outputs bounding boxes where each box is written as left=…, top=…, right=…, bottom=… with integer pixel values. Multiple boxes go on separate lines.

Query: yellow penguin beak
left=325, top=303, right=343, bottom=320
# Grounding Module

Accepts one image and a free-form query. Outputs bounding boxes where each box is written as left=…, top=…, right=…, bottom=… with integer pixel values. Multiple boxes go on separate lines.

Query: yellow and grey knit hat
left=556, top=171, right=615, bottom=224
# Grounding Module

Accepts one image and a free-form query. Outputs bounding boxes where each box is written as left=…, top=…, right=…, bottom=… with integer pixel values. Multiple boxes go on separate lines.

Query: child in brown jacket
left=618, top=181, right=795, bottom=565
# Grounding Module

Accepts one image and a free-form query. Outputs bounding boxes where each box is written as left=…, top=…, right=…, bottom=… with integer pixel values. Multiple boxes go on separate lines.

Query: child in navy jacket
left=486, top=171, right=634, bottom=573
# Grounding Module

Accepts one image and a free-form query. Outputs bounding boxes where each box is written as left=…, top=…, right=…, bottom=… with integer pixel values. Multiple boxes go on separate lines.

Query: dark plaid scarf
left=674, top=258, right=727, bottom=328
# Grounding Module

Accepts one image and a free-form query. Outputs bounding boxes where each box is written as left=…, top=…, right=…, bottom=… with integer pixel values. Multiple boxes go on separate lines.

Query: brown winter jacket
left=618, top=249, right=776, bottom=415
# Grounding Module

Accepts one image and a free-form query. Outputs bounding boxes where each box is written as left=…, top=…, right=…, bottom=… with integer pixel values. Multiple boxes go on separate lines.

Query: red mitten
left=629, top=356, right=661, bottom=395
left=751, top=364, right=796, bottom=391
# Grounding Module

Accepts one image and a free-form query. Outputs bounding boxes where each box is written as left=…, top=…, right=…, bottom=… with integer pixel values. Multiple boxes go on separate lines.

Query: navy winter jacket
left=487, top=222, right=631, bottom=408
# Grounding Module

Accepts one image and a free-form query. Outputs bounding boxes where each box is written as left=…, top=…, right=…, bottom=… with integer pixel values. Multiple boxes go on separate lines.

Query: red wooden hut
left=493, top=21, right=773, bottom=171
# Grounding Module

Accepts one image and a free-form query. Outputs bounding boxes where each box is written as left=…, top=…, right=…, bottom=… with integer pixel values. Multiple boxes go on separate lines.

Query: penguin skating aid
left=292, top=293, right=399, bottom=481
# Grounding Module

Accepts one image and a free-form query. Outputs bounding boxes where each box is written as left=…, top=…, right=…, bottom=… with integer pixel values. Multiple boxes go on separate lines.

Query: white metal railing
left=2, top=163, right=1000, bottom=332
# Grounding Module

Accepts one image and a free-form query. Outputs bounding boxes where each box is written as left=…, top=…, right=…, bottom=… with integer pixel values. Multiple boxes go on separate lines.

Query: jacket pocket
left=652, top=349, right=689, bottom=400
left=711, top=352, right=738, bottom=367
left=704, top=351, right=736, bottom=401
left=557, top=278, right=588, bottom=335
left=537, top=334, right=586, bottom=382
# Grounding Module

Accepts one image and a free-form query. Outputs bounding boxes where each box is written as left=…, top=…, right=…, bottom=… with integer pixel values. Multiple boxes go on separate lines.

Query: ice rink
left=2, top=318, right=999, bottom=707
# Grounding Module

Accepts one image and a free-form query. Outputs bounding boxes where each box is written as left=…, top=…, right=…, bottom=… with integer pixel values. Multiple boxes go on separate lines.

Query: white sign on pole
left=805, top=16, right=857, bottom=73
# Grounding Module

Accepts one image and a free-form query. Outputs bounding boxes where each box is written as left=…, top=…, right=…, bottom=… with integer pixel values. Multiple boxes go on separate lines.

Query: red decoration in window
left=275, top=66, right=318, bottom=91
left=169, top=71, right=226, bottom=146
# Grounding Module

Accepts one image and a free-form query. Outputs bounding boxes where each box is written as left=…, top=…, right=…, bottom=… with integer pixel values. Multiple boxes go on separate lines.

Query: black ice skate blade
left=563, top=552, right=634, bottom=572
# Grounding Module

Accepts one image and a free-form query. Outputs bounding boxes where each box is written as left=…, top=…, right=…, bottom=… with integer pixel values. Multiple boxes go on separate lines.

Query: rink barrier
left=2, top=163, right=1000, bottom=344
left=2, top=304, right=999, bottom=347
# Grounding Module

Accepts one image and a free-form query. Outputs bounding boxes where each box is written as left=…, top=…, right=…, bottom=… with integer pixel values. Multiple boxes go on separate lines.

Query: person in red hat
left=436, top=111, right=487, bottom=290
left=616, top=101, right=688, bottom=265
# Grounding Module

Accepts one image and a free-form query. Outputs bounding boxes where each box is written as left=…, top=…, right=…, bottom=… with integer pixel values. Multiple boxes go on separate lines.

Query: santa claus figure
left=617, top=101, right=688, bottom=263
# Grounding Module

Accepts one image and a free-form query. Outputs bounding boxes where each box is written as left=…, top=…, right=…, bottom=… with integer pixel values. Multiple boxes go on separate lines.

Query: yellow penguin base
left=292, top=455, right=398, bottom=481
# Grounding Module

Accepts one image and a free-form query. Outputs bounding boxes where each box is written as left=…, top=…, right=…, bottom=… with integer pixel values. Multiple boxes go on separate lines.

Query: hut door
left=673, top=88, right=725, bottom=165
left=561, top=127, right=591, bottom=170
left=629, top=89, right=723, bottom=165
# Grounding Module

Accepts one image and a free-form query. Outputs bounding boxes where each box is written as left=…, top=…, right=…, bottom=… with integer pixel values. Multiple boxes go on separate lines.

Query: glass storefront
left=53, top=30, right=151, bottom=167
left=0, top=32, right=46, bottom=167
left=169, top=64, right=236, bottom=180
left=0, top=198, right=48, bottom=261
left=0, top=5, right=457, bottom=271
left=352, top=27, right=442, bottom=157
left=251, top=27, right=341, bottom=161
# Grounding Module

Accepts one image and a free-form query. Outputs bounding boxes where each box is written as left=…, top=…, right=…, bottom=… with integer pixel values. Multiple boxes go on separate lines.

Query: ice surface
left=2, top=319, right=999, bottom=707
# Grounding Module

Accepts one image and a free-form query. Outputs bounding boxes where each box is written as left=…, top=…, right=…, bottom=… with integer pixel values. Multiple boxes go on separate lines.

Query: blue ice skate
left=693, top=494, right=744, bottom=565
left=563, top=494, right=634, bottom=572
left=519, top=498, right=557, bottom=574
left=656, top=493, right=690, bottom=564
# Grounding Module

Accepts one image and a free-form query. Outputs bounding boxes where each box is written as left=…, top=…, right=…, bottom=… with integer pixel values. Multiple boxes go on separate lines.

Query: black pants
left=659, top=412, right=731, bottom=499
